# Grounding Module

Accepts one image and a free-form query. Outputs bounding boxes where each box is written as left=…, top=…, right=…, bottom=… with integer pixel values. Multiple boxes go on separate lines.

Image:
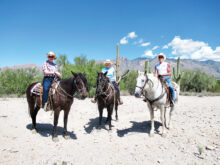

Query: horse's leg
left=147, top=103, right=154, bottom=137
left=115, top=103, right=119, bottom=121
left=160, top=106, right=167, bottom=137
left=98, top=105, right=103, bottom=129
left=167, top=106, right=174, bottom=130
left=31, top=106, right=40, bottom=133
left=52, top=109, right=60, bottom=142
left=63, top=108, right=70, bottom=139
left=107, top=105, right=113, bottom=131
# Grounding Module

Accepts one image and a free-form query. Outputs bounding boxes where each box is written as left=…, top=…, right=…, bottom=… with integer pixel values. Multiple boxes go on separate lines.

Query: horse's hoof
left=150, top=131, right=154, bottom=137
left=64, top=135, right=70, bottom=140
left=97, top=126, right=102, bottom=130
left=162, top=133, right=167, bottom=138
left=32, top=129, right=37, bottom=134
left=52, top=137, right=59, bottom=142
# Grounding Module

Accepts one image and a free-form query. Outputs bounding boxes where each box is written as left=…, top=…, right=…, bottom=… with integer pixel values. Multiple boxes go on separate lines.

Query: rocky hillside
left=97, top=57, right=220, bottom=79
left=1, top=57, right=220, bottom=78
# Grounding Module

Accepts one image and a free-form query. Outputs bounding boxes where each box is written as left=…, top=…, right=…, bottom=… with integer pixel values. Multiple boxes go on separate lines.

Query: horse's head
left=71, top=71, right=87, bottom=100
left=135, top=71, right=155, bottom=98
left=96, top=72, right=110, bottom=95
left=135, top=71, right=147, bottom=97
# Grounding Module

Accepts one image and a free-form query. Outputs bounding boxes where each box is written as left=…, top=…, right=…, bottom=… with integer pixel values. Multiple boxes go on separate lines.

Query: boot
left=170, top=100, right=175, bottom=107
left=118, top=97, right=123, bottom=105
left=43, top=103, right=50, bottom=112
left=91, top=97, right=97, bottom=103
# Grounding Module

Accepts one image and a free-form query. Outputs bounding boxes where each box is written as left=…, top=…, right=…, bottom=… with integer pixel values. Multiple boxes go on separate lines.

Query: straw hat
left=46, top=51, right=57, bottom=59
left=157, top=54, right=166, bottom=60
left=104, top=59, right=113, bottom=65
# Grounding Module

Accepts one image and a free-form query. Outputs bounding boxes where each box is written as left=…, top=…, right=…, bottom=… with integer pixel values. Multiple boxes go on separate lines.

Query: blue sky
left=0, top=0, right=220, bottom=67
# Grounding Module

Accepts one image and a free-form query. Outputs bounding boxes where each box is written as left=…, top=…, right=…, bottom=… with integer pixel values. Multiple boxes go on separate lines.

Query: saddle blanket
left=30, top=82, right=58, bottom=96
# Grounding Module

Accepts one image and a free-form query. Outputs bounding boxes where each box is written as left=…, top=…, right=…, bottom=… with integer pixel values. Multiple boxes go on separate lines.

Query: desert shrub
left=180, top=70, right=217, bottom=92
left=0, top=68, right=42, bottom=96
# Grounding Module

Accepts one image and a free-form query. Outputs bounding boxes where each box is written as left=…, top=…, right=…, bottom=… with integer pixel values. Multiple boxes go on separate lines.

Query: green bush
left=0, top=68, right=43, bottom=96
left=180, top=70, right=217, bottom=92
left=119, top=70, right=138, bottom=94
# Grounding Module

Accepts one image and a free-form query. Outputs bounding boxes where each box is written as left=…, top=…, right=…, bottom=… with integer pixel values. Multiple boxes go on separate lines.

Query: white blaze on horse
left=134, top=71, right=180, bottom=137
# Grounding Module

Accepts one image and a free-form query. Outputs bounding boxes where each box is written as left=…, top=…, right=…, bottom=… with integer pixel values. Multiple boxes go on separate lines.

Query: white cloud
left=127, top=32, right=137, bottom=39
left=162, top=45, right=168, bottom=49
left=152, top=46, right=159, bottom=50
left=138, top=38, right=143, bottom=43
left=120, top=31, right=137, bottom=45
left=142, top=50, right=154, bottom=57
left=120, top=37, right=128, bottom=44
left=166, top=36, right=220, bottom=61
left=141, top=42, right=151, bottom=47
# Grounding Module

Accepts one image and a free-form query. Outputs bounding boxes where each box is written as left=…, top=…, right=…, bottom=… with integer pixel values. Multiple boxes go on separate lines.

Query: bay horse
left=26, top=72, right=87, bottom=142
left=134, top=71, right=180, bottom=137
left=95, top=72, right=119, bottom=130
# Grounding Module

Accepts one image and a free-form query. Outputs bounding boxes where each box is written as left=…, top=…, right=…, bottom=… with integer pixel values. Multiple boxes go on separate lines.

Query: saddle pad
left=31, top=83, right=42, bottom=95
left=30, top=82, right=58, bottom=96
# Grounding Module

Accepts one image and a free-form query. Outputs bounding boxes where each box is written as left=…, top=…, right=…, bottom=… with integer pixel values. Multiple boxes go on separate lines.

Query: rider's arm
left=155, top=66, right=158, bottom=77
left=54, top=65, right=61, bottom=78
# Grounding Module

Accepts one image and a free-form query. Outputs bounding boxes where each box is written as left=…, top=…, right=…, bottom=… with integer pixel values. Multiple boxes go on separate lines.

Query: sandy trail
left=0, top=96, right=220, bottom=165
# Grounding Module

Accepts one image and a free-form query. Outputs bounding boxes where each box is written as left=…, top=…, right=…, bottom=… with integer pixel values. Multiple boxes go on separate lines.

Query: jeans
left=42, top=77, right=54, bottom=107
left=112, top=81, right=120, bottom=96
left=161, top=76, right=175, bottom=101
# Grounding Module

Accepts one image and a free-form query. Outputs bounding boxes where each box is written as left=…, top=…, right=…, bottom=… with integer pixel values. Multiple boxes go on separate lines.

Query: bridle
left=73, top=78, right=87, bottom=93
left=136, top=75, right=151, bottom=95
left=57, top=76, right=86, bottom=98
left=136, top=75, right=166, bottom=104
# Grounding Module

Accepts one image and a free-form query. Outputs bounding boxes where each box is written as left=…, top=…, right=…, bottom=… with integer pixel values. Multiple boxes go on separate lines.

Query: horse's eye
left=142, top=80, right=145, bottom=82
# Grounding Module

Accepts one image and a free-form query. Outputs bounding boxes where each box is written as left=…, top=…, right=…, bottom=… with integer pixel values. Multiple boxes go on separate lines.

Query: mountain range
left=1, top=57, right=220, bottom=79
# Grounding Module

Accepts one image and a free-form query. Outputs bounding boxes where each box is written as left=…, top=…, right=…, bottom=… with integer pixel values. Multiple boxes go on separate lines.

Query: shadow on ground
left=26, top=123, right=77, bottom=139
left=117, top=120, right=162, bottom=137
left=84, top=117, right=116, bottom=133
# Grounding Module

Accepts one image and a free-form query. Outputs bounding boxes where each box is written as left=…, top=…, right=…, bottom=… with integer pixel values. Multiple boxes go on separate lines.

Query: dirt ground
left=0, top=96, right=220, bottom=165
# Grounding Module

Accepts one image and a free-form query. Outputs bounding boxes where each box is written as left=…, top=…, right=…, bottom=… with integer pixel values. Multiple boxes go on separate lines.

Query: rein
left=56, top=77, right=86, bottom=98
left=138, top=75, right=166, bottom=104
left=97, top=81, right=114, bottom=103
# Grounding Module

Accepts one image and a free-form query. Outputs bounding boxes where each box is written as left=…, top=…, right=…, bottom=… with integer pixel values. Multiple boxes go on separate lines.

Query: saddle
left=159, top=79, right=178, bottom=104
left=30, top=81, right=58, bottom=108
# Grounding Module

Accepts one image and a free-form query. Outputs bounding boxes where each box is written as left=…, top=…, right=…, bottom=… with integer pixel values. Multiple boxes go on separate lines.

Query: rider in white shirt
left=155, top=54, right=175, bottom=107
left=91, top=59, right=123, bottom=105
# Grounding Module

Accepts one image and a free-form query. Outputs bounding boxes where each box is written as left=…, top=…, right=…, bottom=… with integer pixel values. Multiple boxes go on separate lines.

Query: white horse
left=134, top=71, right=180, bottom=137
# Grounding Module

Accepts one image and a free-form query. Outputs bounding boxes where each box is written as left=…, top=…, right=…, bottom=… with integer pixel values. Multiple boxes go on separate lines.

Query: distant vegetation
left=0, top=55, right=219, bottom=97
left=0, top=68, right=42, bottom=96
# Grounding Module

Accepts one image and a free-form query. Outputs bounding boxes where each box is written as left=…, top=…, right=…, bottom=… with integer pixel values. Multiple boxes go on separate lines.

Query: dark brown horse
left=26, top=72, right=87, bottom=142
left=96, top=72, right=119, bottom=130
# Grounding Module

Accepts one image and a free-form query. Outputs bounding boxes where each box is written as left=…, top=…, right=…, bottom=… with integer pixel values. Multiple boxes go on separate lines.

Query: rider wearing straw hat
left=91, top=59, right=123, bottom=105
left=42, top=51, right=61, bottom=111
left=155, top=54, right=175, bottom=107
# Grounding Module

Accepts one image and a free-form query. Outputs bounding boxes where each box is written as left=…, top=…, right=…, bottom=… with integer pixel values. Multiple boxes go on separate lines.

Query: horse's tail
left=174, top=83, right=180, bottom=103
left=26, top=82, right=39, bottom=117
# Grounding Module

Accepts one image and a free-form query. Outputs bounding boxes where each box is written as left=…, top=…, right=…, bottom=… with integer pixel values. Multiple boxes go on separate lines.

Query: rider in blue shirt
left=91, top=59, right=123, bottom=105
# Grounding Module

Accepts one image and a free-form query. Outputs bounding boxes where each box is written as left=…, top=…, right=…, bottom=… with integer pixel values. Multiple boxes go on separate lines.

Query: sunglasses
left=48, top=56, right=54, bottom=59
left=158, top=56, right=164, bottom=59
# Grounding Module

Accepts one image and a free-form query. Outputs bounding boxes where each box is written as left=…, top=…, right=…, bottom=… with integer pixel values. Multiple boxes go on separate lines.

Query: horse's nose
left=135, top=93, right=140, bottom=98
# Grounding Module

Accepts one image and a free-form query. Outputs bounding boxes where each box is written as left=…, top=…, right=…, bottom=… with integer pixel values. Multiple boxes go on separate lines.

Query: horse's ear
left=71, top=71, right=78, bottom=78
left=97, top=71, right=100, bottom=75
left=104, top=72, right=108, bottom=76
left=83, top=72, right=86, bottom=77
